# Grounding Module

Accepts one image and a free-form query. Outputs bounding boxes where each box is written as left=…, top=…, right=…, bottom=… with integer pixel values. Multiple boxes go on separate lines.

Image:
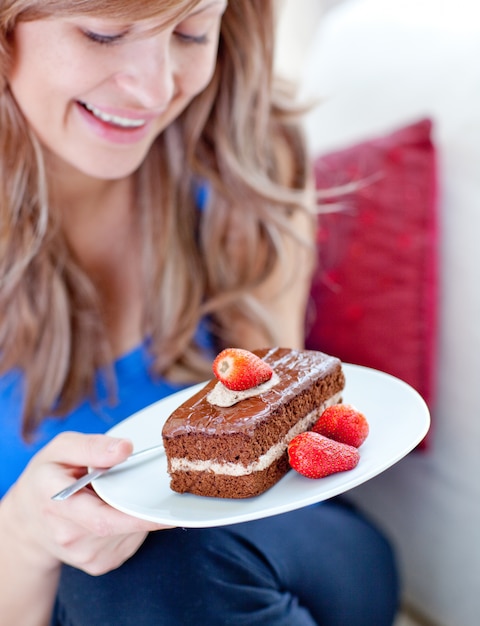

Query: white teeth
left=82, top=102, right=146, bottom=128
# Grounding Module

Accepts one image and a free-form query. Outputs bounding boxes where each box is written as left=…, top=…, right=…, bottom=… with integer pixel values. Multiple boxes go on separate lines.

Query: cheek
left=10, top=39, right=68, bottom=116
left=9, top=23, right=103, bottom=118
left=178, top=47, right=218, bottom=97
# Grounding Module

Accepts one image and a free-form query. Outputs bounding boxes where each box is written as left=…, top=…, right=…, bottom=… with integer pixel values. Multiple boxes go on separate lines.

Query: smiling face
left=7, top=0, right=227, bottom=180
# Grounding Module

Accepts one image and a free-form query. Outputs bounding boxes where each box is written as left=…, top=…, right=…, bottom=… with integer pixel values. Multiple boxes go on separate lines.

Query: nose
left=114, top=35, right=175, bottom=109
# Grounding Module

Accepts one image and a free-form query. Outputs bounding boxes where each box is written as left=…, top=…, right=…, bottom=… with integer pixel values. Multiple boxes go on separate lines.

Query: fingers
left=67, top=531, right=150, bottom=576
left=7, top=435, right=174, bottom=579
left=45, top=490, right=172, bottom=572
left=52, top=488, right=172, bottom=535
left=35, top=432, right=172, bottom=535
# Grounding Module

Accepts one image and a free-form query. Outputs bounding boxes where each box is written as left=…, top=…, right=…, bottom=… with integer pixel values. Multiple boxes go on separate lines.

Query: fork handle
left=51, top=468, right=107, bottom=501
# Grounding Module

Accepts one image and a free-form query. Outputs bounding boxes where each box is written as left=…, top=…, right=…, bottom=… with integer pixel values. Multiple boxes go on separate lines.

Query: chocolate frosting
left=162, top=347, right=342, bottom=438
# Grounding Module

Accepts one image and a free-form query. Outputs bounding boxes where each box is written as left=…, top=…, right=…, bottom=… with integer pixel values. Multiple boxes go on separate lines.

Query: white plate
left=93, top=364, right=430, bottom=527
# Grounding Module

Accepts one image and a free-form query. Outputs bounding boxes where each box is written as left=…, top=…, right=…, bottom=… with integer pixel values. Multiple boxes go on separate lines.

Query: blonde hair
left=0, top=0, right=313, bottom=437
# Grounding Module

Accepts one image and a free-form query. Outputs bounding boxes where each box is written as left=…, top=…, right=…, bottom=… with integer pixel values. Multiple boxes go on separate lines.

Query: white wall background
left=274, top=0, right=325, bottom=82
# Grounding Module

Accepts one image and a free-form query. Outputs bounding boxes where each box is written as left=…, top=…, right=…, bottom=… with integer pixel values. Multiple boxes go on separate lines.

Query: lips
left=75, top=99, right=159, bottom=147
left=78, top=100, right=147, bottom=129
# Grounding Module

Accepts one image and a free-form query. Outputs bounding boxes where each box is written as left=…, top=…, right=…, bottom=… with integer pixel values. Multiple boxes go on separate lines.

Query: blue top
left=1, top=183, right=213, bottom=498
left=0, top=338, right=212, bottom=498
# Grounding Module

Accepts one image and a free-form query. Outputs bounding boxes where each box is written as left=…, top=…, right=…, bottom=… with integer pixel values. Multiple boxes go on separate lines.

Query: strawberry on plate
left=288, top=431, right=360, bottom=479
left=212, top=348, right=273, bottom=391
left=313, top=404, right=369, bottom=448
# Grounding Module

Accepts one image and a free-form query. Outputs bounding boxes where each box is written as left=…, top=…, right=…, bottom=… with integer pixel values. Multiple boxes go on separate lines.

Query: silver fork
left=51, top=443, right=165, bottom=501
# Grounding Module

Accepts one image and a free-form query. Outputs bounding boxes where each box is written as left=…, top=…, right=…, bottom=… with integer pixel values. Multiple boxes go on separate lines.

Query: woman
left=0, top=1, right=399, bottom=624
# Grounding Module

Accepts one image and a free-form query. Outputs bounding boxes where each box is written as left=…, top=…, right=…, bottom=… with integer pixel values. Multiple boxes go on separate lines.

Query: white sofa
left=294, top=1, right=480, bottom=625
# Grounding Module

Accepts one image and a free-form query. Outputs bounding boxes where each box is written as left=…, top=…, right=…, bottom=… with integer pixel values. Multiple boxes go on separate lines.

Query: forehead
left=7, top=0, right=203, bottom=25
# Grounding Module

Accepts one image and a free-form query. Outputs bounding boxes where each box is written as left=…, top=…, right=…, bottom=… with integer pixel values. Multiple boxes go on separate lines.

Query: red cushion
left=305, top=119, right=438, bottom=439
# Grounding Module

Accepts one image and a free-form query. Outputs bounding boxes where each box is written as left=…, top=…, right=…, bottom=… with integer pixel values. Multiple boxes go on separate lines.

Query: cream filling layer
left=169, top=392, right=342, bottom=477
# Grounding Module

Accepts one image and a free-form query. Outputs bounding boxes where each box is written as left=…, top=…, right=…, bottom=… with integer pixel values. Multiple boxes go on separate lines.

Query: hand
left=3, top=432, right=172, bottom=576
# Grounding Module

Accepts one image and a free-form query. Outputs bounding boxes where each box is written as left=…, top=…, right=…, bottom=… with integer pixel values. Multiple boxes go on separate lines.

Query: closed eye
left=175, top=32, right=210, bottom=45
left=83, top=30, right=126, bottom=45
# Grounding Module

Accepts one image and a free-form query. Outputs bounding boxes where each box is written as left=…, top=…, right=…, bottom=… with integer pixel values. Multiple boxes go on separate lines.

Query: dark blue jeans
left=52, top=499, right=399, bottom=625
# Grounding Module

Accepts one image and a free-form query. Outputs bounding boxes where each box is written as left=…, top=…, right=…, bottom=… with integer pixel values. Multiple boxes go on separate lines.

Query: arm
left=0, top=495, right=60, bottom=626
left=0, top=433, right=171, bottom=626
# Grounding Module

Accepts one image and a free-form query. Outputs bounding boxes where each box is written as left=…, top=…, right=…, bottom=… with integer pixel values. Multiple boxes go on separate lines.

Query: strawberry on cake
left=161, top=347, right=346, bottom=499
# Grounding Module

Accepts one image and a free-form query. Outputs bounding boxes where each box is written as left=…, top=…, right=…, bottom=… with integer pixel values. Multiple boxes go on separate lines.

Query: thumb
left=45, top=432, right=134, bottom=469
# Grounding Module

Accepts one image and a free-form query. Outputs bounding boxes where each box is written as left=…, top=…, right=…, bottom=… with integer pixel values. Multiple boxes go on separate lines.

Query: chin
left=73, top=150, right=149, bottom=181
left=82, top=163, right=141, bottom=181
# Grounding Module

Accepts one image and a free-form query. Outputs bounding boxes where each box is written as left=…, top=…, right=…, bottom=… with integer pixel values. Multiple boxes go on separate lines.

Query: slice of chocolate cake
left=162, top=347, right=345, bottom=499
